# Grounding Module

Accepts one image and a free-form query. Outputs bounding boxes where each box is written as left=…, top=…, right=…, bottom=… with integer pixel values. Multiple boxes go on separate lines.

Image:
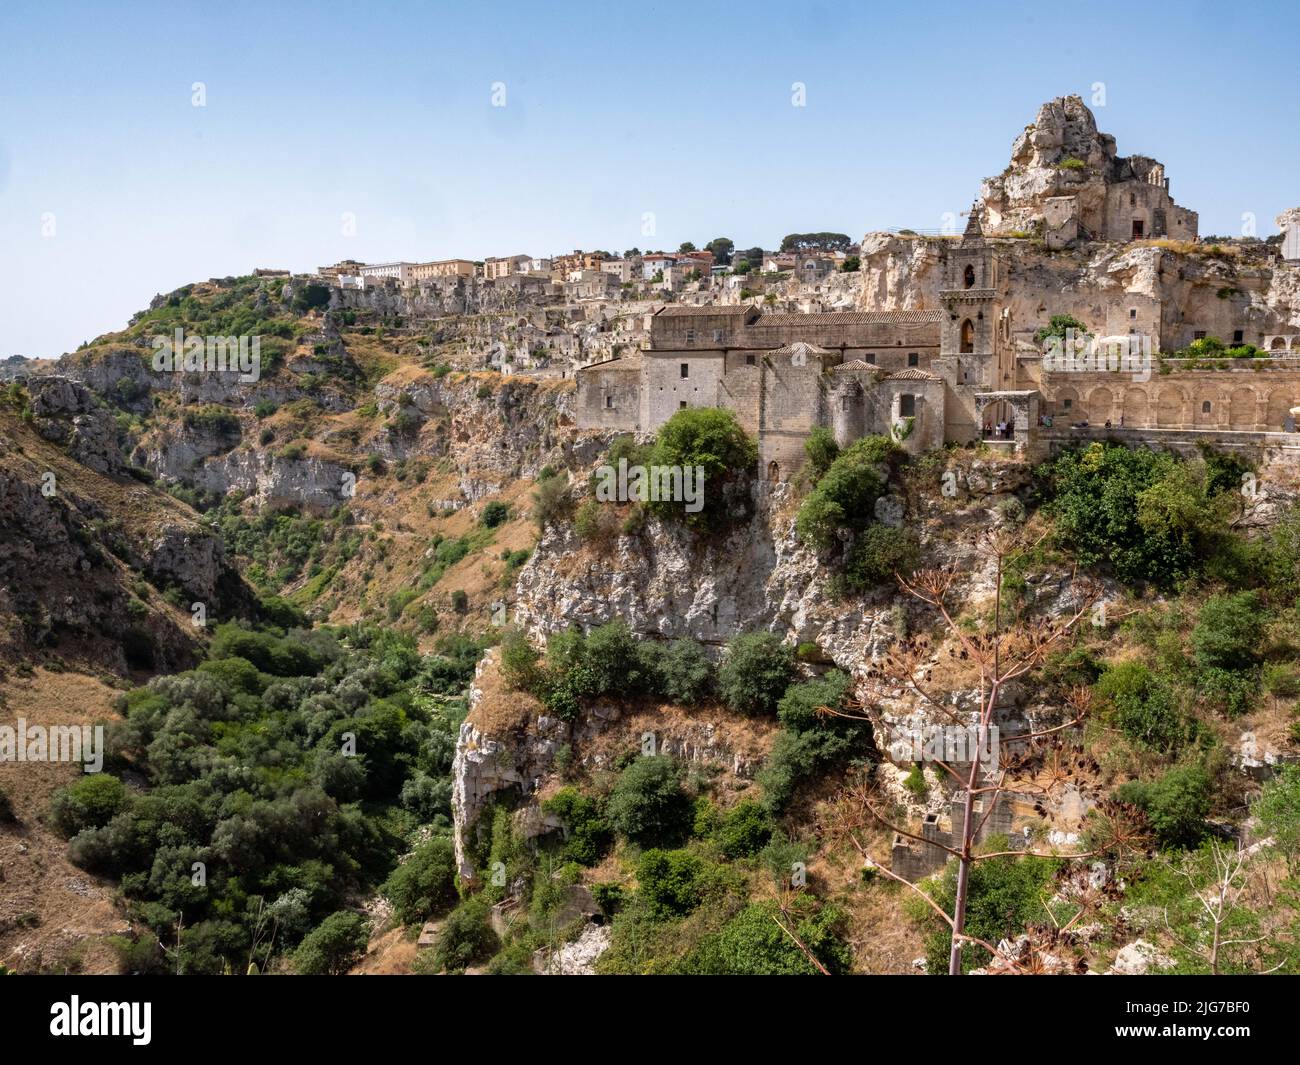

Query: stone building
left=581, top=95, right=1300, bottom=474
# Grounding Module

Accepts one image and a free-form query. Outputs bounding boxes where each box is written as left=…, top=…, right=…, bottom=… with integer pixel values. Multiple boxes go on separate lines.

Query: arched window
left=960, top=319, right=975, bottom=354
left=963, top=264, right=976, bottom=289
left=767, top=460, right=781, bottom=483
left=1202, top=400, right=1212, bottom=414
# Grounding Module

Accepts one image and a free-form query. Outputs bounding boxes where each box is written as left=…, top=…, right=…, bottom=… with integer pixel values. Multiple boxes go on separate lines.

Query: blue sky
left=2, top=0, right=1298, bottom=356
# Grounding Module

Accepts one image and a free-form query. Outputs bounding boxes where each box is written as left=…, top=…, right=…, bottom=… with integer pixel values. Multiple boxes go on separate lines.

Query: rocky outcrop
left=26, top=376, right=125, bottom=476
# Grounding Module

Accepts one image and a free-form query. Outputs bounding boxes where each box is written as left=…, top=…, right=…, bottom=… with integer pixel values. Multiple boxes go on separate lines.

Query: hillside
left=2, top=274, right=1300, bottom=977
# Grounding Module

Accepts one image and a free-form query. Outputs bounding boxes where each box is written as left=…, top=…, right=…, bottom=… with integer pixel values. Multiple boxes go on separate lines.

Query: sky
left=2, top=0, right=1298, bottom=356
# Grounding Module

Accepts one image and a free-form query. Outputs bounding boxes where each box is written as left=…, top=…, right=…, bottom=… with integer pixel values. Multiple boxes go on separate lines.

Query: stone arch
left=1272, top=336, right=1288, bottom=352
left=1156, top=385, right=1187, bottom=427
left=963, top=264, right=976, bottom=289
left=1229, top=387, right=1256, bottom=428
left=1122, top=387, right=1149, bottom=427
left=1267, top=389, right=1296, bottom=429
left=1054, top=386, right=1080, bottom=420
left=1086, top=386, right=1114, bottom=424
left=960, top=319, right=975, bottom=354
left=767, top=460, right=781, bottom=483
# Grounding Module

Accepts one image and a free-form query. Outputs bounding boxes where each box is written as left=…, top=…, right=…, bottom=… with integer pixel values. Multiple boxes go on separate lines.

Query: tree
left=382, top=838, right=458, bottom=924
left=678, top=241, right=697, bottom=253
left=717, top=632, right=794, bottom=715
left=705, top=237, right=734, bottom=266
left=779, top=232, right=852, bottom=253
left=647, top=407, right=757, bottom=528
left=606, top=756, right=693, bottom=846
left=292, top=911, right=370, bottom=975
left=820, top=530, right=1142, bottom=974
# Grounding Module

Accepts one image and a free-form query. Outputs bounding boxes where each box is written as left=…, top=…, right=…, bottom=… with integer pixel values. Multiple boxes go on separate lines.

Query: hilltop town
left=257, top=95, right=1300, bottom=478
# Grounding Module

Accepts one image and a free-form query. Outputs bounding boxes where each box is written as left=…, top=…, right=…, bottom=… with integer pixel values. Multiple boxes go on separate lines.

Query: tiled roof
left=831, top=359, right=880, bottom=373
left=655, top=304, right=757, bottom=316
left=768, top=341, right=833, bottom=356
left=887, top=368, right=942, bottom=381
left=758, top=309, right=942, bottom=325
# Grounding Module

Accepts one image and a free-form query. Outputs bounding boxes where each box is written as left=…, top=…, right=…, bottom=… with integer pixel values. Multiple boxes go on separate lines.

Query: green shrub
left=757, top=728, right=856, bottom=813
left=715, top=800, right=774, bottom=859
left=382, top=838, right=458, bottom=924
left=50, top=775, right=128, bottom=836
left=1095, top=661, right=1197, bottom=754
left=1043, top=443, right=1231, bottom=589
left=292, top=911, right=370, bottom=975
left=795, top=437, right=896, bottom=551
left=1191, top=592, right=1265, bottom=673
left=531, top=473, right=570, bottom=531
left=426, top=896, right=499, bottom=973
left=688, top=898, right=851, bottom=975
left=718, top=633, right=794, bottom=715
left=1115, top=763, right=1213, bottom=849
left=776, top=670, right=850, bottom=732
left=480, top=500, right=510, bottom=528
left=606, top=756, right=693, bottom=847
left=640, top=638, right=713, bottom=704
left=921, top=849, right=1059, bottom=974
left=499, top=629, right=543, bottom=692
left=542, top=788, right=613, bottom=866
left=636, top=849, right=705, bottom=919
left=645, top=407, right=757, bottom=528
left=841, top=524, right=919, bottom=592
left=804, top=427, right=840, bottom=479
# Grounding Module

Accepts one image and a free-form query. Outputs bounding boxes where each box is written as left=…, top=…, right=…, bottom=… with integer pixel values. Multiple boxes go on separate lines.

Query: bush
left=776, top=670, right=851, bottom=732
left=1115, top=763, right=1213, bottom=849
left=542, top=788, right=612, bottom=866
left=645, top=407, right=757, bottom=528
left=922, top=849, right=1058, bottom=974
left=499, top=629, right=543, bottom=692
left=1191, top=592, right=1264, bottom=673
left=715, top=800, right=774, bottom=859
left=50, top=775, right=128, bottom=837
left=757, top=728, right=856, bottom=812
left=717, top=633, right=794, bottom=715
left=1044, top=443, right=1231, bottom=589
left=480, top=500, right=510, bottom=528
left=382, top=838, right=458, bottom=924
left=606, top=756, right=694, bottom=847
left=688, top=898, right=850, bottom=975
left=640, top=638, right=713, bottom=704
left=0, top=786, right=14, bottom=824
left=795, top=436, right=896, bottom=551
left=292, top=911, right=370, bottom=975
left=531, top=474, right=570, bottom=531
left=804, top=427, right=840, bottom=479
left=636, top=849, right=705, bottom=919
left=1095, top=661, right=1197, bottom=754
left=841, top=524, right=919, bottom=592
left=427, top=896, right=499, bottom=973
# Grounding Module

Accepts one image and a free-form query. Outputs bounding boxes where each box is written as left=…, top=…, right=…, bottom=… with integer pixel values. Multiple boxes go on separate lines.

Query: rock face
left=536, top=923, right=611, bottom=975
left=26, top=376, right=126, bottom=476
left=1106, top=939, right=1173, bottom=975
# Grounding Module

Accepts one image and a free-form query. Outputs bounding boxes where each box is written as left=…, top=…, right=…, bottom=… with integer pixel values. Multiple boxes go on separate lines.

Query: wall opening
left=960, top=319, right=975, bottom=354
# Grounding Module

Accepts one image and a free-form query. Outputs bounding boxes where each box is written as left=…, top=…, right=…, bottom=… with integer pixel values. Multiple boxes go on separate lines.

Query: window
left=841, top=397, right=849, bottom=411
left=907, top=353, right=919, bottom=367
left=1233, top=330, right=1244, bottom=344
left=865, top=353, right=876, bottom=364
left=685, top=329, right=695, bottom=343
left=746, top=354, right=756, bottom=365
left=605, top=395, right=613, bottom=408
left=1130, top=193, right=1136, bottom=207
left=679, top=401, right=687, bottom=409
left=1202, top=400, right=1212, bottom=413
left=1130, top=308, right=1137, bottom=319
left=713, top=329, right=723, bottom=342
left=1063, top=398, right=1072, bottom=409
left=680, top=362, right=689, bottom=379
left=1194, top=331, right=1207, bottom=341
left=963, top=264, right=975, bottom=289
left=899, top=394, right=916, bottom=417
left=1132, top=219, right=1144, bottom=240
left=960, top=319, right=975, bottom=354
